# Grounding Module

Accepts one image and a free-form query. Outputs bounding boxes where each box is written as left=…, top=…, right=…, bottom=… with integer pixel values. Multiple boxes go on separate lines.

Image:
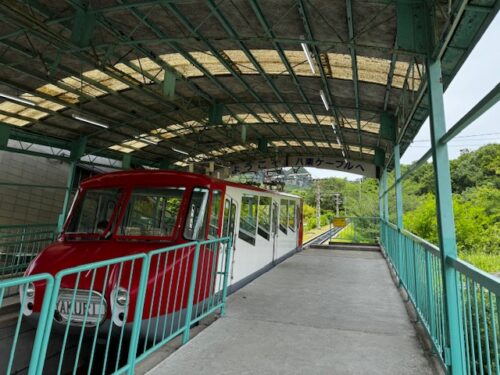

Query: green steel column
left=427, top=58, right=465, bottom=373
left=394, top=144, right=404, bottom=285
left=379, top=168, right=388, bottom=221
left=57, top=161, right=76, bottom=232
left=379, top=169, right=386, bottom=247
left=394, top=144, right=404, bottom=228
left=379, top=176, right=384, bottom=221
left=57, top=138, right=86, bottom=232
left=383, top=169, right=389, bottom=220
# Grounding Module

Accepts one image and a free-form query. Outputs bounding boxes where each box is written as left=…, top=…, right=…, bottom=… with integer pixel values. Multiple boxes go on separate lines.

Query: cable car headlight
left=116, top=288, right=128, bottom=306
left=26, top=282, right=35, bottom=298
left=111, top=287, right=129, bottom=327
left=19, top=282, right=35, bottom=316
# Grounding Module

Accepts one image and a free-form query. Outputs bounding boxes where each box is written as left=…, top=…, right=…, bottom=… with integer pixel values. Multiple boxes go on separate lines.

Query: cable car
left=21, top=171, right=303, bottom=335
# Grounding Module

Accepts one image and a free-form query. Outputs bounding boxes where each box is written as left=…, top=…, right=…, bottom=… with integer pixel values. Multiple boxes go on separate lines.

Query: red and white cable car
left=22, top=171, right=303, bottom=332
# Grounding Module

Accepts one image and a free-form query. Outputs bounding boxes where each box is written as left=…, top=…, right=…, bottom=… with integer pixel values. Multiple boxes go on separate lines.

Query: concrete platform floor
left=148, top=249, right=437, bottom=375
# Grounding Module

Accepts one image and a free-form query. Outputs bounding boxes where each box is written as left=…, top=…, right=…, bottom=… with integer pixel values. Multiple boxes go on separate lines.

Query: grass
left=330, top=223, right=378, bottom=244
left=460, top=252, right=500, bottom=275
left=303, top=224, right=332, bottom=243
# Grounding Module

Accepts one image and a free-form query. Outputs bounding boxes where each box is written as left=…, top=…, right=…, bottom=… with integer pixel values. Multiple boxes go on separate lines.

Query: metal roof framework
left=0, top=0, right=497, bottom=175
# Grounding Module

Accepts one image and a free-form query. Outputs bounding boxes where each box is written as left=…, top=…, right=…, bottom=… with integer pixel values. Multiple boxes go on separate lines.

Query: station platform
left=148, top=247, right=437, bottom=375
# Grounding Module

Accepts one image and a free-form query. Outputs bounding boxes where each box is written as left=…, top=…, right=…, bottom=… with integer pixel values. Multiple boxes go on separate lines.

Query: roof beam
left=205, top=0, right=322, bottom=154
left=162, top=2, right=306, bottom=150
left=296, top=0, right=350, bottom=159
left=249, top=0, right=333, bottom=153
left=346, top=0, right=363, bottom=158
left=1, top=4, right=250, bottom=163
left=99, top=0, right=273, bottom=150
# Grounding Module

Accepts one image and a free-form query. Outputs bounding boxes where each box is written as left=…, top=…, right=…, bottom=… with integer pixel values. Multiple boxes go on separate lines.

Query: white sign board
left=220, top=156, right=377, bottom=178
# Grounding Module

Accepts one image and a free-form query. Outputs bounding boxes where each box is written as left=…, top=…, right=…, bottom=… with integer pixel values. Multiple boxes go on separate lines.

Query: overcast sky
left=307, top=14, right=499, bottom=180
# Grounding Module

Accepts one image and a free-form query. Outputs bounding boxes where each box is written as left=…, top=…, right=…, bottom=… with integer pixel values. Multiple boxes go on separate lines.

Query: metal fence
left=380, top=220, right=500, bottom=374
left=330, top=217, right=379, bottom=244
left=0, top=236, right=231, bottom=375
left=0, top=224, right=57, bottom=279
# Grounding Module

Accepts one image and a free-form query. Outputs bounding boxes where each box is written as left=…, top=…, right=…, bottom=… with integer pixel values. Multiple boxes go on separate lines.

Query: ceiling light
left=331, top=123, right=337, bottom=134
left=341, top=149, right=346, bottom=158
left=172, top=147, right=189, bottom=156
left=0, top=92, right=36, bottom=107
left=320, top=89, right=329, bottom=111
left=300, top=38, right=315, bottom=74
left=336, top=136, right=341, bottom=146
left=72, top=114, right=109, bottom=129
left=134, top=136, right=157, bottom=145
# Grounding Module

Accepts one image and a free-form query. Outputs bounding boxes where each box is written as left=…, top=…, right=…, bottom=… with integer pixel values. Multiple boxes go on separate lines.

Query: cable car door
left=222, top=196, right=238, bottom=281
left=271, top=200, right=279, bottom=263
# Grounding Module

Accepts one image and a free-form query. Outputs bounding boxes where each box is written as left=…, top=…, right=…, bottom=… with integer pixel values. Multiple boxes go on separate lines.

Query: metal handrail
left=0, top=236, right=233, bottom=375
left=380, top=221, right=500, bottom=373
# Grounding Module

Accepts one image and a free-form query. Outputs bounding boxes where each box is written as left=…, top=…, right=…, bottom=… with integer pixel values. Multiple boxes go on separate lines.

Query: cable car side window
left=208, top=190, right=222, bottom=238
left=66, top=188, right=121, bottom=235
left=239, top=194, right=257, bottom=245
left=184, top=187, right=210, bottom=240
left=120, top=188, right=185, bottom=237
left=257, top=196, right=271, bottom=240
left=279, top=199, right=288, bottom=234
left=288, top=200, right=296, bottom=232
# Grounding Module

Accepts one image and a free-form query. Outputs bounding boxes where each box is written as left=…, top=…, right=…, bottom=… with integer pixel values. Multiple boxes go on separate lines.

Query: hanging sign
left=220, top=155, right=376, bottom=178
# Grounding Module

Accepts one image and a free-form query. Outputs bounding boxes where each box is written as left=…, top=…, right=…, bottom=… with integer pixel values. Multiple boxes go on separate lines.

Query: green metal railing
left=380, top=220, right=500, bottom=374
left=0, top=236, right=232, bottom=375
left=0, top=224, right=57, bottom=278
left=330, top=217, right=379, bottom=244
left=0, top=273, right=54, bottom=375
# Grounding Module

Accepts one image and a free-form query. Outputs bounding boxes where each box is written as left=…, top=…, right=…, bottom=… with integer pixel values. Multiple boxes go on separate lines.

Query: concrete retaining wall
left=0, top=151, right=69, bottom=225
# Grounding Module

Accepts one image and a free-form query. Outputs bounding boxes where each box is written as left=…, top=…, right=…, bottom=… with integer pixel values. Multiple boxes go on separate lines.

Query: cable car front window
left=66, top=188, right=122, bottom=236
left=120, top=188, right=185, bottom=238
left=184, top=188, right=210, bottom=240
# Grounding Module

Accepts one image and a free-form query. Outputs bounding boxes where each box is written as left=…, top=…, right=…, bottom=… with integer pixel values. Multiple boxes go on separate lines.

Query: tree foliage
left=402, top=144, right=500, bottom=272
left=288, top=144, right=500, bottom=273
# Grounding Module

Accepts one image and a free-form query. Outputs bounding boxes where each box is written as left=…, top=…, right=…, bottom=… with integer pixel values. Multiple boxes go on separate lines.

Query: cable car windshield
left=119, top=187, right=185, bottom=238
left=66, top=188, right=122, bottom=237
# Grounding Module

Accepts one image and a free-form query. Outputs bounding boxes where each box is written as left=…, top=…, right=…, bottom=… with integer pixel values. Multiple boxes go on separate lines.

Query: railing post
left=220, top=236, right=233, bottom=316
left=427, top=57, right=465, bottom=373
left=126, top=255, right=151, bottom=375
left=378, top=170, right=387, bottom=243
left=425, top=251, right=436, bottom=344
left=183, top=242, right=201, bottom=344
left=27, top=275, right=54, bottom=375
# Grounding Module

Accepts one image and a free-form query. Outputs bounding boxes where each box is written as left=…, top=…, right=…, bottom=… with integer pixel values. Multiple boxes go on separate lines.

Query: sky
left=307, top=14, right=499, bottom=180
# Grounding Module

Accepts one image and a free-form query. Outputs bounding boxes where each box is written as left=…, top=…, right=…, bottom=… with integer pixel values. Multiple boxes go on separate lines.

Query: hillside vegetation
left=288, top=144, right=500, bottom=273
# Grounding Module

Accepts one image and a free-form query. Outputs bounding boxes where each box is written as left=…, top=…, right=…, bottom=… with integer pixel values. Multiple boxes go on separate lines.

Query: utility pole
left=333, top=193, right=342, bottom=217
left=316, top=182, right=321, bottom=229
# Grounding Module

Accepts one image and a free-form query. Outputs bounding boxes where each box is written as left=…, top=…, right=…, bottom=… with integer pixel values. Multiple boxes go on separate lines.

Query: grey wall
left=0, top=151, right=69, bottom=225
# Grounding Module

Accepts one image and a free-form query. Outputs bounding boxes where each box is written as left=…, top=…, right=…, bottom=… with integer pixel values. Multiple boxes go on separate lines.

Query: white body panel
left=224, top=186, right=301, bottom=287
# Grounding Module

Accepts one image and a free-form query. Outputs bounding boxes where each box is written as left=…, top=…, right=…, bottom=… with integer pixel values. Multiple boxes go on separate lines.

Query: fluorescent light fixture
left=72, top=114, right=109, bottom=129
left=336, top=136, right=341, bottom=146
left=0, top=92, right=36, bottom=107
left=300, top=38, right=315, bottom=74
left=172, top=147, right=189, bottom=156
left=134, top=135, right=157, bottom=145
left=320, top=89, right=329, bottom=111
left=342, top=149, right=346, bottom=158
left=331, top=123, right=336, bottom=134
